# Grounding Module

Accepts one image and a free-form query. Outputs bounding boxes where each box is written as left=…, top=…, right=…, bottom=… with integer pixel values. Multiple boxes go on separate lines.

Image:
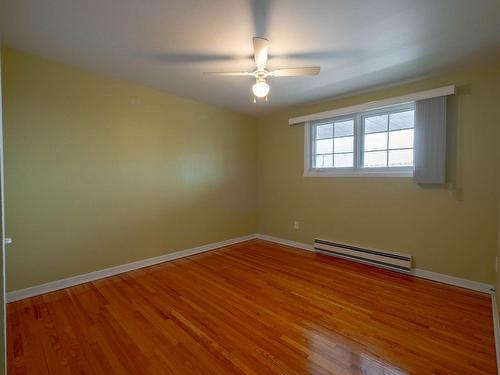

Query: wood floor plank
left=7, top=239, right=497, bottom=374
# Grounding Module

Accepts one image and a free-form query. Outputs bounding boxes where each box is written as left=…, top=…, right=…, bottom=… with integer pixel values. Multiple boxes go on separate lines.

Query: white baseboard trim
left=6, top=234, right=258, bottom=303
left=7, top=232, right=493, bottom=302
left=491, top=292, right=500, bottom=375
left=410, top=268, right=492, bottom=294
left=255, top=234, right=314, bottom=251
left=256, top=233, right=493, bottom=294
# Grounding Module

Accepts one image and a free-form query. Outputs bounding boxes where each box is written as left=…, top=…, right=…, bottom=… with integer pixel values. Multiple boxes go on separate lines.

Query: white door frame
left=0, top=45, right=7, bottom=375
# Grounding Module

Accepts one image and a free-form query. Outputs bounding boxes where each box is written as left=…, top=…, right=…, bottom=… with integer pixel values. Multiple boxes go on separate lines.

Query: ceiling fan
left=205, top=37, right=320, bottom=102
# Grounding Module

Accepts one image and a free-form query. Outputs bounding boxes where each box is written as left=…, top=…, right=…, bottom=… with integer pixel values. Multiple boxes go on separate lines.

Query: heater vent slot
left=314, top=239, right=412, bottom=273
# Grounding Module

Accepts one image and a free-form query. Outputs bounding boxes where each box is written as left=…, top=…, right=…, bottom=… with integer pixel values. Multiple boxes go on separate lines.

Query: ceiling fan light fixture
left=205, top=37, right=320, bottom=103
left=252, top=79, right=270, bottom=98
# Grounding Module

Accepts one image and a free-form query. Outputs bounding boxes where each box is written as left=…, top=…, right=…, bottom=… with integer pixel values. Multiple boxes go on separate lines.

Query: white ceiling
left=2, top=0, right=500, bottom=115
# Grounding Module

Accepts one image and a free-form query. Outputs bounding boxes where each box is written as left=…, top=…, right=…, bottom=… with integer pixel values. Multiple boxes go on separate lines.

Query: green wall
left=497, top=188, right=500, bottom=310
left=1, top=48, right=258, bottom=291
left=257, top=62, right=500, bottom=284
left=0, top=46, right=6, bottom=375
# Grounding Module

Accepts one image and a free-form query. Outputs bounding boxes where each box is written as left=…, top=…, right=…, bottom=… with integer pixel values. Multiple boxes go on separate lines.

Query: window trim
left=290, top=85, right=454, bottom=125
left=304, top=103, right=415, bottom=178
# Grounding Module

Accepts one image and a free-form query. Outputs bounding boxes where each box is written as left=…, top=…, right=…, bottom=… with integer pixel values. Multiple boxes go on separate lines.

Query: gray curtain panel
left=414, top=96, right=447, bottom=184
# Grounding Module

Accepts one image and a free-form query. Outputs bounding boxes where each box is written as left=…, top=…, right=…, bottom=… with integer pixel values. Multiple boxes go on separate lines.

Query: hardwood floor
left=7, top=239, right=497, bottom=374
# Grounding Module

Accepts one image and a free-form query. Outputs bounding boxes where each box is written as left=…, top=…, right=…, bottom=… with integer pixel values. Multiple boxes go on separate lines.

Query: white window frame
left=304, top=102, right=415, bottom=178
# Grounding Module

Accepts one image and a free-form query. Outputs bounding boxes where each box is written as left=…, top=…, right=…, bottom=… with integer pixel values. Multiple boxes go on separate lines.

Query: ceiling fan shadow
left=271, top=49, right=362, bottom=60
left=250, top=0, right=272, bottom=38
left=150, top=50, right=360, bottom=65
left=151, top=52, right=253, bottom=64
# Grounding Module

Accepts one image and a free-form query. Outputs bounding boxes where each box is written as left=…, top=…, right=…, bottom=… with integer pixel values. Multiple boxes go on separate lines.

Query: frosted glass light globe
left=252, top=81, right=270, bottom=98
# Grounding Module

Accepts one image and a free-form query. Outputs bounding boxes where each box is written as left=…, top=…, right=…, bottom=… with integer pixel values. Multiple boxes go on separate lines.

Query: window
left=306, top=103, right=415, bottom=177
left=314, top=119, right=354, bottom=168
left=362, top=108, right=414, bottom=168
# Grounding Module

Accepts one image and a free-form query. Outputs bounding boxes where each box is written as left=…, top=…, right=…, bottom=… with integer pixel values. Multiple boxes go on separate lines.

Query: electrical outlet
left=293, top=221, right=300, bottom=230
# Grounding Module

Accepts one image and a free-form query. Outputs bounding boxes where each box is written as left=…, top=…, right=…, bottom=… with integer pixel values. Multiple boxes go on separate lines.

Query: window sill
left=304, top=168, right=414, bottom=178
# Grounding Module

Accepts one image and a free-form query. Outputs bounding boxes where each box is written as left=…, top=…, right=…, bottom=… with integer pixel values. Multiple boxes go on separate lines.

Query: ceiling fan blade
left=203, top=71, right=253, bottom=76
left=253, top=37, right=269, bottom=69
left=268, top=67, right=320, bottom=77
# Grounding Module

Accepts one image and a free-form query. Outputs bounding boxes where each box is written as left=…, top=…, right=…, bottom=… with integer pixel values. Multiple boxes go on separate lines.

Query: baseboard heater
left=314, top=239, right=412, bottom=273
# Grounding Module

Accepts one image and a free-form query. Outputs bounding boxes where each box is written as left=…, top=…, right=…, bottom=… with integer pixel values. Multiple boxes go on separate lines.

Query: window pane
left=334, top=153, right=353, bottom=168
left=389, top=129, right=414, bottom=149
left=364, top=114, right=388, bottom=134
left=364, top=151, right=387, bottom=168
left=315, top=154, right=333, bottom=168
left=334, top=120, right=354, bottom=137
left=334, top=136, right=353, bottom=153
left=316, top=123, right=333, bottom=139
left=364, top=132, right=387, bottom=151
left=389, top=149, right=413, bottom=167
left=389, top=110, right=414, bottom=131
left=316, top=139, right=333, bottom=154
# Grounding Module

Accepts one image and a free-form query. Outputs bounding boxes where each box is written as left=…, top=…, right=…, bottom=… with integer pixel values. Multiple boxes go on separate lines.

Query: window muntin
left=361, top=109, right=414, bottom=168
left=313, top=119, right=354, bottom=169
left=309, top=104, right=415, bottom=176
